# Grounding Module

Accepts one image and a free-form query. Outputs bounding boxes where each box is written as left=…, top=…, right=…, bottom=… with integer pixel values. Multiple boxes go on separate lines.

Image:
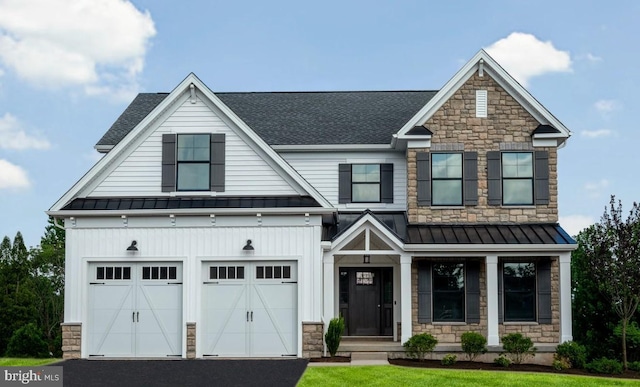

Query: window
left=338, top=163, right=393, bottom=204
left=432, top=263, right=465, bottom=322
left=431, top=153, right=463, bottom=206
left=161, top=133, right=225, bottom=193
left=96, top=266, right=131, bottom=280
left=141, top=265, right=178, bottom=280
left=501, top=152, right=533, bottom=205
left=503, top=262, right=536, bottom=321
left=351, top=164, right=381, bottom=202
left=256, top=265, right=291, bottom=279
left=177, top=134, right=210, bottom=191
left=210, top=266, right=244, bottom=280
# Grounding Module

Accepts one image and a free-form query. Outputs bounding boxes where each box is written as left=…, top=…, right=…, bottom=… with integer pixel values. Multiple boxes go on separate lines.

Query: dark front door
left=339, top=267, right=393, bottom=336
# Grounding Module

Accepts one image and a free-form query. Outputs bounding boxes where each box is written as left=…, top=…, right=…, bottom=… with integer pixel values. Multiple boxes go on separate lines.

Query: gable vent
left=476, top=90, right=487, bottom=118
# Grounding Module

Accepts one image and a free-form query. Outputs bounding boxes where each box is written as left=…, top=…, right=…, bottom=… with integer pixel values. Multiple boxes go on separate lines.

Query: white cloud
left=559, top=215, right=595, bottom=237
left=584, top=179, right=610, bottom=199
left=594, top=99, right=619, bottom=114
left=0, top=112, right=50, bottom=150
left=581, top=129, right=613, bottom=139
left=0, top=0, right=155, bottom=99
left=585, top=53, right=602, bottom=62
left=485, top=32, right=572, bottom=87
left=0, top=159, right=30, bottom=189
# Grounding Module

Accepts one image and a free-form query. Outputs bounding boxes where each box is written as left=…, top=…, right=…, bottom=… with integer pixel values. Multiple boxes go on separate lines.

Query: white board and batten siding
left=90, top=95, right=300, bottom=197
left=64, top=222, right=323, bottom=357
left=281, top=151, right=407, bottom=210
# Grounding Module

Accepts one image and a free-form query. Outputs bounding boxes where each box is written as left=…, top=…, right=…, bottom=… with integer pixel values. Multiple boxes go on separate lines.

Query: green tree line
left=0, top=218, right=64, bottom=357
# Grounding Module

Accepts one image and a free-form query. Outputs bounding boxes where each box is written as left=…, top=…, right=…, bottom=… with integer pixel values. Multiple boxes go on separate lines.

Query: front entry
left=339, top=267, right=393, bottom=336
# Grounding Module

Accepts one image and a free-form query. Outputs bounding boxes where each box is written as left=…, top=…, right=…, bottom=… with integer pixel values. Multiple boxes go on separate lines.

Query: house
left=49, top=50, right=576, bottom=362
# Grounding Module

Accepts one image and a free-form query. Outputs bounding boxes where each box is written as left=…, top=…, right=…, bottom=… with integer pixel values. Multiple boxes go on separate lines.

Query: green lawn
left=298, top=365, right=639, bottom=387
left=0, top=358, right=61, bottom=366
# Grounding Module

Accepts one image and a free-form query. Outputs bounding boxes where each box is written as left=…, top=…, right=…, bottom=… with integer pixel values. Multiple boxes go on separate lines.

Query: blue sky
left=0, top=0, right=637, bottom=248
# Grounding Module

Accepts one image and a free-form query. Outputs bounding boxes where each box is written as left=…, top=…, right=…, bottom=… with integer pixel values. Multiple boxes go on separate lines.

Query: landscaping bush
left=324, top=317, right=345, bottom=357
left=501, top=333, right=536, bottom=365
left=585, top=357, right=623, bottom=374
left=441, top=354, right=457, bottom=366
left=461, top=331, right=487, bottom=361
left=628, top=361, right=640, bottom=372
left=493, top=354, right=511, bottom=367
left=552, top=356, right=570, bottom=371
left=555, top=341, right=587, bottom=369
left=403, top=333, right=438, bottom=361
left=6, top=323, right=49, bottom=358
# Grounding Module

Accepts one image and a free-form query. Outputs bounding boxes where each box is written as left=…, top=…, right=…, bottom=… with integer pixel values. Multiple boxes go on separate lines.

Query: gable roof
left=396, top=49, right=572, bottom=145
left=50, top=73, right=334, bottom=212
left=95, top=90, right=437, bottom=150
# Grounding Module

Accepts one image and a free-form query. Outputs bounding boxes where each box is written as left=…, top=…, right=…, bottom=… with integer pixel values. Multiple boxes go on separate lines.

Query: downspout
left=52, top=217, right=65, bottom=230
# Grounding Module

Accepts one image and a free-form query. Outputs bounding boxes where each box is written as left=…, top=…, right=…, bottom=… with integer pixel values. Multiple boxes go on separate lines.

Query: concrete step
left=350, top=351, right=390, bottom=365
left=338, top=341, right=403, bottom=352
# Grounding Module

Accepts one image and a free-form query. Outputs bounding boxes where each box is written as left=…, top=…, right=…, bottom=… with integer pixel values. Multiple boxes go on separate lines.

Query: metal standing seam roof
left=321, top=211, right=576, bottom=245
left=61, top=196, right=322, bottom=211
left=95, top=91, right=438, bottom=147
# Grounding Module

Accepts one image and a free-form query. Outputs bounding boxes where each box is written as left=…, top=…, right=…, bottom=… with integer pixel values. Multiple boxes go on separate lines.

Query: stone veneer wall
left=412, top=262, right=487, bottom=341
left=186, top=322, right=196, bottom=359
left=61, top=323, right=81, bottom=359
left=411, top=258, right=560, bottom=344
left=498, top=257, right=560, bottom=343
left=302, top=322, right=324, bottom=358
left=406, top=72, right=558, bottom=224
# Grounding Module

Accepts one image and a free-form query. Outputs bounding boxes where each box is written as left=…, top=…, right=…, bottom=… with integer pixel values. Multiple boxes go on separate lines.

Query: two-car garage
left=87, top=260, right=298, bottom=358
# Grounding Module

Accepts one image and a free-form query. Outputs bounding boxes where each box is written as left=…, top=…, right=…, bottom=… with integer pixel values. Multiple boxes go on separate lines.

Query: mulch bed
left=389, top=358, right=640, bottom=380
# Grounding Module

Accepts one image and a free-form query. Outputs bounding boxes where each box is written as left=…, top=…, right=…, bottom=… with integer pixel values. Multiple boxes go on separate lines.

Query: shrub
left=552, top=356, right=570, bottom=371
left=628, top=361, right=640, bottom=372
left=494, top=354, right=511, bottom=367
left=6, top=323, right=49, bottom=358
left=585, top=357, right=623, bottom=374
left=441, top=354, right=457, bottom=366
left=501, top=333, right=536, bottom=365
left=324, top=317, right=345, bottom=357
left=555, top=341, right=587, bottom=369
left=403, top=333, right=438, bottom=361
left=461, top=331, right=487, bottom=361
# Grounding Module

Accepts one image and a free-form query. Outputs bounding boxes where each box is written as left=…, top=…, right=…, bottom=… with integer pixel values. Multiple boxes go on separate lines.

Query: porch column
left=400, top=254, right=412, bottom=344
left=322, top=253, right=335, bottom=330
left=559, top=252, right=573, bottom=342
left=486, top=255, right=499, bottom=346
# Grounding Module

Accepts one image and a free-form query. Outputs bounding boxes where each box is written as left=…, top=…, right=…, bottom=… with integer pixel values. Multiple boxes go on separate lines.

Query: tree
left=582, top=196, right=640, bottom=369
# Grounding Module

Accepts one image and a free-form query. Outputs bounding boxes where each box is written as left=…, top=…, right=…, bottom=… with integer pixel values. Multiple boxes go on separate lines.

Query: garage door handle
left=251, top=311, right=253, bottom=322
left=132, top=312, right=135, bottom=322
left=246, top=311, right=249, bottom=322
left=137, top=312, right=139, bottom=322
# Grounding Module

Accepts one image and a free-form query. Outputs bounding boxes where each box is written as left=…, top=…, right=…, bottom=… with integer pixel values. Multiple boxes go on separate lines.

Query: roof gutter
left=46, top=206, right=335, bottom=218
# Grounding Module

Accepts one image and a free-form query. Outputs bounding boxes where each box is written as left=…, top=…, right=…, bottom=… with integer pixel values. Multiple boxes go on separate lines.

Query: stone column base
left=302, top=322, right=324, bottom=358
left=186, top=322, right=196, bottom=359
left=61, top=323, right=82, bottom=359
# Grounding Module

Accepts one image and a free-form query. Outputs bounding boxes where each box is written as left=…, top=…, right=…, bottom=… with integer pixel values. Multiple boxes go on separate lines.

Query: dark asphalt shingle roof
left=96, top=90, right=438, bottom=147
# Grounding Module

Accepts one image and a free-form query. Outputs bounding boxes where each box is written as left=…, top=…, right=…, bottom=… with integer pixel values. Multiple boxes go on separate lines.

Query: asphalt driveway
left=52, top=359, right=309, bottom=387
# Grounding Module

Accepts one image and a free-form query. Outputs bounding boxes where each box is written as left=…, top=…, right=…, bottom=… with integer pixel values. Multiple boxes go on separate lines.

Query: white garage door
left=88, top=263, right=182, bottom=357
left=202, top=261, right=297, bottom=357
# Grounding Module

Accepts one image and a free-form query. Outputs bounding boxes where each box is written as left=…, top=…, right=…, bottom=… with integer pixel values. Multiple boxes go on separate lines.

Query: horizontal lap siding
left=91, top=97, right=297, bottom=196
left=282, top=152, right=407, bottom=209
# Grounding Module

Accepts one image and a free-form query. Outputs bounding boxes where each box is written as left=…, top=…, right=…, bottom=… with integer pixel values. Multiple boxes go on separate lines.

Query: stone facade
left=302, top=322, right=324, bottom=358
left=186, top=322, right=196, bottom=359
left=411, top=257, right=560, bottom=344
left=61, top=322, right=81, bottom=359
left=407, top=72, right=558, bottom=224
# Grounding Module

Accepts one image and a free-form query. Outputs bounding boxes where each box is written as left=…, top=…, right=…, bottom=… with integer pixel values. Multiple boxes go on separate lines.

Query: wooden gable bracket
left=189, top=83, right=196, bottom=104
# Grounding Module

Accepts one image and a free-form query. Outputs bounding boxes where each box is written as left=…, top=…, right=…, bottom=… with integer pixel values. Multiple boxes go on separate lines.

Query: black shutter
left=416, top=152, right=431, bottom=206
left=534, top=151, right=549, bottom=205
left=537, top=259, right=552, bottom=324
left=338, top=164, right=351, bottom=204
left=210, top=133, right=225, bottom=192
left=498, top=261, right=504, bottom=323
left=380, top=163, right=394, bottom=203
left=417, top=261, right=432, bottom=324
left=463, top=152, right=478, bottom=205
left=487, top=151, right=502, bottom=205
left=161, top=134, right=176, bottom=192
left=466, top=260, right=480, bottom=324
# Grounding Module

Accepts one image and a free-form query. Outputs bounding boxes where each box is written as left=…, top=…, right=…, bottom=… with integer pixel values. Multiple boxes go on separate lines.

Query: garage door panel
left=202, top=261, right=297, bottom=357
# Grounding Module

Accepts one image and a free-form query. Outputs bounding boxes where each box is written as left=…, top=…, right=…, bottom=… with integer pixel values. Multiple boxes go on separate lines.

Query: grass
left=298, top=365, right=639, bottom=387
left=0, top=358, right=61, bottom=366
